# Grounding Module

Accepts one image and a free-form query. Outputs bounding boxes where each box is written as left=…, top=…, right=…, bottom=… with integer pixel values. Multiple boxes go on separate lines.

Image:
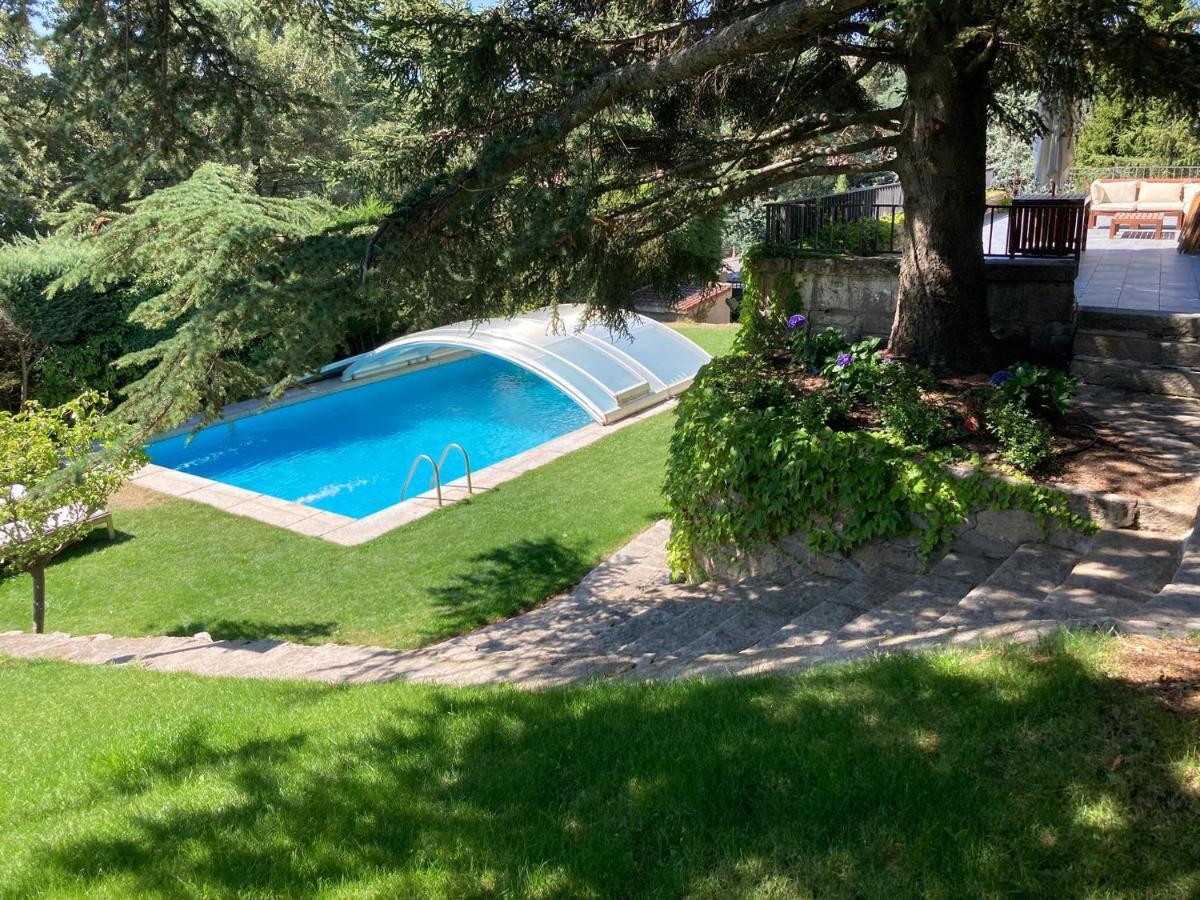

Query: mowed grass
left=0, top=324, right=737, bottom=648
left=1, top=635, right=1198, bottom=897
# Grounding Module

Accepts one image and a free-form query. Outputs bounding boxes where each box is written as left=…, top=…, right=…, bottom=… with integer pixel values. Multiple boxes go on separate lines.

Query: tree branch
left=365, top=0, right=877, bottom=266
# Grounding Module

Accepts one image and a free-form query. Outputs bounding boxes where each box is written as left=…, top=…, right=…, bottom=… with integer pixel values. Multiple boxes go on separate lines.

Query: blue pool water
left=148, top=355, right=593, bottom=518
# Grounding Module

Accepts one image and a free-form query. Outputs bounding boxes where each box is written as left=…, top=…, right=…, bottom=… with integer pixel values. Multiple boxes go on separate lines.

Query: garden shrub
left=820, top=337, right=883, bottom=395
left=989, top=403, right=1055, bottom=473
left=0, top=237, right=154, bottom=410
left=869, top=362, right=958, bottom=448
left=878, top=392, right=958, bottom=448
left=795, top=385, right=850, bottom=431
left=989, top=362, right=1076, bottom=418
left=798, top=212, right=904, bottom=254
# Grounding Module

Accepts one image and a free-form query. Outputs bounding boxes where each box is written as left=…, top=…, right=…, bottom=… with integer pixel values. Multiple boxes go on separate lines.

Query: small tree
left=0, top=392, right=141, bottom=633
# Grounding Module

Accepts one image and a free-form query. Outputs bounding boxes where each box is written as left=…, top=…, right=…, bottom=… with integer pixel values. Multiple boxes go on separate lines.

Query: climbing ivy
left=664, top=354, right=1096, bottom=581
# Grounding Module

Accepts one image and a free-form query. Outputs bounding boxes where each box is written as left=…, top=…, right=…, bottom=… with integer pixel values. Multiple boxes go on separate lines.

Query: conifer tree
left=39, top=0, right=1200, bottom=403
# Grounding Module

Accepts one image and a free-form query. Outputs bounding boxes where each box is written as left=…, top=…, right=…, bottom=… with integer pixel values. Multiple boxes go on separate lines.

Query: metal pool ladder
left=400, top=444, right=473, bottom=506
left=400, top=454, right=443, bottom=505
left=437, top=443, right=474, bottom=495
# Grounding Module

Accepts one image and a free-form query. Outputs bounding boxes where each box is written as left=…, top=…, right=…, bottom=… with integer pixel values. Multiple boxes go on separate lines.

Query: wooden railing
left=1180, top=193, right=1200, bottom=255
left=1003, top=194, right=1089, bottom=261
left=765, top=196, right=1088, bottom=261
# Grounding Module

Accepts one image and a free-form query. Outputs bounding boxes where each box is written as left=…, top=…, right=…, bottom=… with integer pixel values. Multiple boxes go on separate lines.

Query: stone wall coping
left=982, top=257, right=1078, bottom=283
left=750, top=254, right=899, bottom=275
left=750, top=254, right=1077, bottom=283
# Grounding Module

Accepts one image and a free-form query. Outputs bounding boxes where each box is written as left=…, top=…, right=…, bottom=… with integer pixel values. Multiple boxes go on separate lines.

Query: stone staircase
left=1072, top=309, right=1200, bottom=398
left=615, top=523, right=1187, bottom=683
left=372, top=488, right=1192, bottom=684
left=2, top=513, right=1196, bottom=688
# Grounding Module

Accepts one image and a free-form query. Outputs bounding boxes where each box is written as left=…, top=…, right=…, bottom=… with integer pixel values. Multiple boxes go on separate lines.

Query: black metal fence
left=764, top=201, right=904, bottom=254
left=764, top=196, right=1089, bottom=262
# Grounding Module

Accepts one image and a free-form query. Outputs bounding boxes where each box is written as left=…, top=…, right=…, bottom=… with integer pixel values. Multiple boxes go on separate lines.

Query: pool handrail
left=437, top=443, right=473, bottom=495
left=400, top=454, right=443, bottom=506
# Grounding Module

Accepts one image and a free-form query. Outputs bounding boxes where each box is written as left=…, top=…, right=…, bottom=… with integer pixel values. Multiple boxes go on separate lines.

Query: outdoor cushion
left=1183, top=183, right=1200, bottom=208
left=1091, top=202, right=1137, bottom=211
left=0, top=482, right=102, bottom=550
left=1135, top=201, right=1184, bottom=212
left=1093, top=180, right=1138, bottom=204
left=1137, top=181, right=1184, bottom=203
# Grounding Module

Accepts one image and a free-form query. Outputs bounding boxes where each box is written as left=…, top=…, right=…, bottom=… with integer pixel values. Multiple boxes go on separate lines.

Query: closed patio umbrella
left=1032, top=98, right=1079, bottom=192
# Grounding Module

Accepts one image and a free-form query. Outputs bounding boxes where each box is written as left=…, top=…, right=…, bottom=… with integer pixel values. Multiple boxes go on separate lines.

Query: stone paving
left=1075, top=229, right=1200, bottom=313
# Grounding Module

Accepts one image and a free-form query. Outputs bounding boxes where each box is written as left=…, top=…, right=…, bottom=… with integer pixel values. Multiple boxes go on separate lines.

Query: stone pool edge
left=129, top=400, right=676, bottom=546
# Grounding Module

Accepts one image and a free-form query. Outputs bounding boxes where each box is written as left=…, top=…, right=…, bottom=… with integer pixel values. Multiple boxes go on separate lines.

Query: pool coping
left=129, top=399, right=677, bottom=546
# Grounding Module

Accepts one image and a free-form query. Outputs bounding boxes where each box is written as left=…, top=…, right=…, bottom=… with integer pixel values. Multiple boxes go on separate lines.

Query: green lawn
left=0, top=324, right=738, bottom=648
left=1, top=635, right=1197, bottom=897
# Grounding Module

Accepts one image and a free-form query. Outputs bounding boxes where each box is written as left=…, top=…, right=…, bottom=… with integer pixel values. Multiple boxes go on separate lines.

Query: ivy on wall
left=664, top=353, right=1095, bottom=581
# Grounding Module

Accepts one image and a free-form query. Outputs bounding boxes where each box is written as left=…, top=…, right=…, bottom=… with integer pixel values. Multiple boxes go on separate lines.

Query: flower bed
left=665, top=311, right=1100, bottom=581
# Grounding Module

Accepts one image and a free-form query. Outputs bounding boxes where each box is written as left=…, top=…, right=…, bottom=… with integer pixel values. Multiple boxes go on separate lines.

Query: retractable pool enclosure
left=324, top=305, right=713, bottom=424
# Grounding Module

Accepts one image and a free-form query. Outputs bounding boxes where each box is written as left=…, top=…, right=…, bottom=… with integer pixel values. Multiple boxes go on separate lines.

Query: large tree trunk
left=31, top=564, right=46, bottom=634
left=889, top=43, right=997, bottom=373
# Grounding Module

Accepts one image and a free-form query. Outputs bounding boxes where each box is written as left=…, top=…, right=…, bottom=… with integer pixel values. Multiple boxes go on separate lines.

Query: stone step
left=611, top=574, right=845, bottom=660
left=1071, top=356, right=1200, bottom=399
left=1076, top=309, right=1200, bottom=342
left=1074, top=330, right=1200, bottom=368
left=633, top=617, right=1107, bottom=683
left=1121, top=586, right=1200, bottom=636
left=837, top=573, right=982, bottom=641
left=666, top=605, right=796, bottom=658
left=935, top=543, right=1082, bottom=628
left=733, top=568, right=916, bottom=655
left=1036, top=529, right=1183, bottom=621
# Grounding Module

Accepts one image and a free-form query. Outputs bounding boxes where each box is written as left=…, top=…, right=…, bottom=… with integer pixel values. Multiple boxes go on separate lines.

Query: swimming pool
left=148, top=355, right=593, bottom=518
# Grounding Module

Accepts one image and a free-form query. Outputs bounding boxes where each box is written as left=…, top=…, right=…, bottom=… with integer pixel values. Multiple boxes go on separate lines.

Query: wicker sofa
left=1087, top=178, right=1200, bottom=231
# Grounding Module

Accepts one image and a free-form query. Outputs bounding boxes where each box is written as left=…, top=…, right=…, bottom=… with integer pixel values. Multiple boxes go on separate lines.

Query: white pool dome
left=323, top=305, right=712, bottom=424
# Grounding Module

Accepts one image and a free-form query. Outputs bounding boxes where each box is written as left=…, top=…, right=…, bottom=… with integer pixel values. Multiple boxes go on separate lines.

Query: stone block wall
left=751, top=254, right=1078, bottom=363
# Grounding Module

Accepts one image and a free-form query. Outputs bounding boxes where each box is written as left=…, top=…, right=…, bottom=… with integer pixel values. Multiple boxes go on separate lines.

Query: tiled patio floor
left=1075, top=228, right=1200, bottom=313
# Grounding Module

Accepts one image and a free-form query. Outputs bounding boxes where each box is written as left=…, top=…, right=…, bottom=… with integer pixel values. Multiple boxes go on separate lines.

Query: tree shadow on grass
left=164, top=619, right=338, bottom=643
left=18, top=639, right=1200, bottom=897
left=0, top=527, right=134, bottom=593
left=418, top=537, right=592, bottom=644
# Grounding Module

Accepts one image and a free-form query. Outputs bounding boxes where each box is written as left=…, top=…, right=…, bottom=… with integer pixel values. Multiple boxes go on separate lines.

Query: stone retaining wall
left=751, top=254, right=1078, bottom=363
left=697, top=478, right=1138, bottom=585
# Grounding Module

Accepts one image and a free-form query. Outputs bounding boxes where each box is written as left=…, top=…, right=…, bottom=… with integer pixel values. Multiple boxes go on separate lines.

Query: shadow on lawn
left=0, top=527, right=134, bottom=594
left=22, top=641, right=1200, bottom=896
left=164, top=619, right=338, bottom=642
left=419, top=537, right=592, bottom=644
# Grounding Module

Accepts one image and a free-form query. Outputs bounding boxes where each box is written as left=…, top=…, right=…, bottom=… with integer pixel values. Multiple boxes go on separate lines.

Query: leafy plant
left=795, top=386, right=851, bottom=431
left=665, top=355, right=1090, bottom=580
left=867, top=362, right=957, bottom=448
left=795, top=326, right=851, bottom=372
left=989, top=403, right=1055, bottom=472
left=990, top=363, right=1076, bottom=418
left=797, top=213, right=905, bottom=256
left=0, top=392, right=143, bottom=632
left=879, top=393, right=958, bottom=448
left=821, top=338, right=884, bottom=395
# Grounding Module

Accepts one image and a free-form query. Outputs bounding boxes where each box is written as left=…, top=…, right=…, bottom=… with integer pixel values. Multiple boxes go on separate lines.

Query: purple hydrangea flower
left=787, top=313, right=807, bottom=330
left=990, top=369, right=1014, bottom=386
left=836, top=352, right=853, bottom=369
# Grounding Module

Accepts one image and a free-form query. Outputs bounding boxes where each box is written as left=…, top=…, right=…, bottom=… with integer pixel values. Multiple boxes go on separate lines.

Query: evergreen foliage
left=1077, top=96, right=1200, bottom=167
left=11, top=1, right=1200, bottom=418
left=54, top=164, right=396, bottom=432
